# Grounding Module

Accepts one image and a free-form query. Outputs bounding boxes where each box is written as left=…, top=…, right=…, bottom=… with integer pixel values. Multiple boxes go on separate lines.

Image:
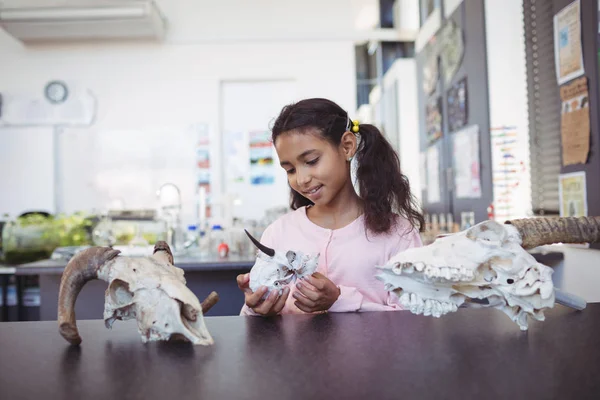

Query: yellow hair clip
left=351, top=119, right=360, bottom=133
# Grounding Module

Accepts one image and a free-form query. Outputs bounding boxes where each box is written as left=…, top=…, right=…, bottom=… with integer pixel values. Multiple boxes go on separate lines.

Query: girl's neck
left=307, top=183, right=363, bottom=230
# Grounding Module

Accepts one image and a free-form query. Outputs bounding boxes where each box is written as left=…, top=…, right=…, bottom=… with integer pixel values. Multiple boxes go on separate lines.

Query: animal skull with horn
left=244, top=230, right=319, bottom=294
left=58, top=241, right=219, bottom=345
left=376, top=216, right=599, bottom=330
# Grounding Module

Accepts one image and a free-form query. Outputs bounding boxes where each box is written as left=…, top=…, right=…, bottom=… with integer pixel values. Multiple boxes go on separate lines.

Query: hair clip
left=351, top=120, right=360, bottom=133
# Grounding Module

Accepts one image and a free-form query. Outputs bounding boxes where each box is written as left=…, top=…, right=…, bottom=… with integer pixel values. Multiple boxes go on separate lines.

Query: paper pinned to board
left=452, top=125, right=482, bottom=199
left=554, top=0, right=585, bottom=85
left=560, top=76, right=590, bottom=166
left=559, top=171, right=587, bottom=217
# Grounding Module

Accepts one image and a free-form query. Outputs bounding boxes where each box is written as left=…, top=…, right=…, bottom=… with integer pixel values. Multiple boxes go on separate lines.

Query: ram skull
left=58, top=241, right=219, bottom=345
left=245, top=230, right=319, bottom=294
left=376, top=216, right=599, bottom=330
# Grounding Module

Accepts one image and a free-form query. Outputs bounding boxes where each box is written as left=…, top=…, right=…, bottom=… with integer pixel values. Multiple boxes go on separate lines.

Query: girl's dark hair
left=271, top=98, right=424, bottom=234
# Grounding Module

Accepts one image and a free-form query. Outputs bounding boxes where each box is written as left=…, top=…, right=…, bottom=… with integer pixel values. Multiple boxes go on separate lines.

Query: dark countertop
left=15, top=253, right=255, bottom=275
left=12, top=250, right=564, bottom=276
left=1, top=304, right=599, bottom=400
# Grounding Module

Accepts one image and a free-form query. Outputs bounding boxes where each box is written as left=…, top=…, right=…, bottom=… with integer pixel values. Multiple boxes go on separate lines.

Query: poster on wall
left=426, top=96, right=443, bottom=144
left=422, top=38, right=439, bottom=95
left=559, top=171, right=587, bottom=217
left=554, top=0, right=585, bottom=85
left=439, top=19, right=465, bottom=86
left=560, top=76, right=590, bottom=166
left=249, top=130, right=275, bottom=185
left=447, top=77, right=468, bottom=133
left=194, top=123, right=212, bottom=218
left=452, top=125, right=482, bottom=199
left=426, top=144, right=441, bottom=204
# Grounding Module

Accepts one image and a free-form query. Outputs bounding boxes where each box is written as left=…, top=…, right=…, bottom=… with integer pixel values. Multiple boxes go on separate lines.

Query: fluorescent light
left=0, top=6, right=147, bottom=21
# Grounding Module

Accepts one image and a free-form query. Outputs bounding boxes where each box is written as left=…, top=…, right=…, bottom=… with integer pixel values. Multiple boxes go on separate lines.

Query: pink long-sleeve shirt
left=240, top=206, right=423, bottom=315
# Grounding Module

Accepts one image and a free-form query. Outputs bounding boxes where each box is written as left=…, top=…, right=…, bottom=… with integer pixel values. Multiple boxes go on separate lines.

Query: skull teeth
left=393, top=263, right=474, bottom=282
left=399, top=292, right=458, bottom=317
left=424, top=266, right=474, bottom=282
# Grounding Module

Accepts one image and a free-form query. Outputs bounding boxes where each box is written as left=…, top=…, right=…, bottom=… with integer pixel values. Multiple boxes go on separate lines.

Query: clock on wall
left=44, top=80, right=69, bottom=104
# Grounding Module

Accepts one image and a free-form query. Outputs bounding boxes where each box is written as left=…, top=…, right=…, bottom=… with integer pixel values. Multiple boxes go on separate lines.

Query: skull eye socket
left=286, top=251, right=296, bottom=264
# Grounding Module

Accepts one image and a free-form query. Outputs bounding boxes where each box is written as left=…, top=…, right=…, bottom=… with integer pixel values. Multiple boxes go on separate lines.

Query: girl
left=237, top=98, right=424, bottom=316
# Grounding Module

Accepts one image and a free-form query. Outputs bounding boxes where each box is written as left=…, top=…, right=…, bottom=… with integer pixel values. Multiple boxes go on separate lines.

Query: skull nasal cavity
left=109, top=279, right=133, bottom=304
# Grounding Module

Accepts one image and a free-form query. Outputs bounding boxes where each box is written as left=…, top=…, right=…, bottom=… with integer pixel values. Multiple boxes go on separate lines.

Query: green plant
left=1, top=212, right=94, bottom=264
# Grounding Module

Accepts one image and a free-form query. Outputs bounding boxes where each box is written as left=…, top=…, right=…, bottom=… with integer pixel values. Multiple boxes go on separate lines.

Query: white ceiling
left=0, top=0, right=392, bottom=44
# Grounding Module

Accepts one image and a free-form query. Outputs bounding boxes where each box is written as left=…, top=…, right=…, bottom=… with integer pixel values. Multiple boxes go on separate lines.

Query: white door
left=220, top=80, right=297, bottom=222
left=0, top=127, right=55, bottom=217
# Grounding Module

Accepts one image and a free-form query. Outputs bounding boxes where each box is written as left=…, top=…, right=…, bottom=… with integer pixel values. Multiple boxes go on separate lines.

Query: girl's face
left=275, top=129, right=356, bottom=206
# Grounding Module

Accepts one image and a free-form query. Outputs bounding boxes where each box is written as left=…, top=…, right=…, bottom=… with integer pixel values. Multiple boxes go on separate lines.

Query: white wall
left=368, top=59, right=421, bottom=205
left=0, top=1, right=358, bottom=226
left=484, top=0, right=532, bottom=221
left=386, top=60, right=421, bottom=205
left=536, top=246, right=600, bottom=303
left=558, top=248, right=600, bottom=303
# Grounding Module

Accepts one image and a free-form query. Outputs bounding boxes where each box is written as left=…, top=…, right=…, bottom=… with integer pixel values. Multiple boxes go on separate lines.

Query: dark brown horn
left=505, top=216, right=600, bottom=249
left=244, top=229, right=275, bottom=257
left=201, top=291, right=220, bottom=314
left=58, top=247, right=120, bottom=345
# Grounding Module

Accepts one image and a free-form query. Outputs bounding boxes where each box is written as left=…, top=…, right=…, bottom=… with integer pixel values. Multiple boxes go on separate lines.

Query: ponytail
left=355, top=124, right=425, bottom=234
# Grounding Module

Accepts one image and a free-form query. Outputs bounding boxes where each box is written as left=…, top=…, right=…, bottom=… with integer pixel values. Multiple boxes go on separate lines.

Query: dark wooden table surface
left=1, top=304, right=599, bottom=400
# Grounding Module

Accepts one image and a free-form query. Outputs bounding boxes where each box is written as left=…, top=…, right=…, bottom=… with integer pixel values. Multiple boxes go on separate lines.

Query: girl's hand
left=292, top=272, right=341, bottom=313
left=236, top=273, right=290, bottom=316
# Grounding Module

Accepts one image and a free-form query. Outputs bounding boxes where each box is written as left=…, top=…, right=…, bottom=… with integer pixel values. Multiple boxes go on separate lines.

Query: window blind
left=523, top=0, right=562, bottom=215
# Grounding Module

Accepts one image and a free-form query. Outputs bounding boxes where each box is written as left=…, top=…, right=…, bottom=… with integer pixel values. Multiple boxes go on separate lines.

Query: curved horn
left=58, top=247, right=120, bottom=345
left=200, top=291, right=220, bottom=314
left=505, top=216, right=600, bottom=249
left=244, top=229, right=275, bottom=257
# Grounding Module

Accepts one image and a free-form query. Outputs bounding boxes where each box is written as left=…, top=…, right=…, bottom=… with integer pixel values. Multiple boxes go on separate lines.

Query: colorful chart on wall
left=439, top=19, right=465, bottom=86
left=447, top=77, right=468, bottom=133
left=426, top=96, right=443, bottom=144
left=249, top=130, right=275, bottom=185
left=194, top=123, right=212, bottom=218
left=490, top=125, right=528, bottom=221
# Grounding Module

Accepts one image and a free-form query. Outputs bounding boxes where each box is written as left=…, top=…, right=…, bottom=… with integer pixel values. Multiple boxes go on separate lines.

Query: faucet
left=156, top=182, right=182, bottom=251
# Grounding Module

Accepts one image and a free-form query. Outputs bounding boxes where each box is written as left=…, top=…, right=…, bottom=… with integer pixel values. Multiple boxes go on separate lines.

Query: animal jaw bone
left=376, top=217, right=600, bottom=330
left=58, top=241, right=218, bottom=346
left=245, top=230, right=319, bottom=294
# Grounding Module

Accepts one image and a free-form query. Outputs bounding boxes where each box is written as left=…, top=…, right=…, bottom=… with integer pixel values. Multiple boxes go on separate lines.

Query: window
left=523, top=0, right=562, bottom=215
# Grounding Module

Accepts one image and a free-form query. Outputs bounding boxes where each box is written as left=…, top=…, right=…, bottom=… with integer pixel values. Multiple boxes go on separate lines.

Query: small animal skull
left=245, top=230, right=319, bottom=294
left=376, top=217, right=600, bottom=330
left=58, top=241, right=219, bottom=345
